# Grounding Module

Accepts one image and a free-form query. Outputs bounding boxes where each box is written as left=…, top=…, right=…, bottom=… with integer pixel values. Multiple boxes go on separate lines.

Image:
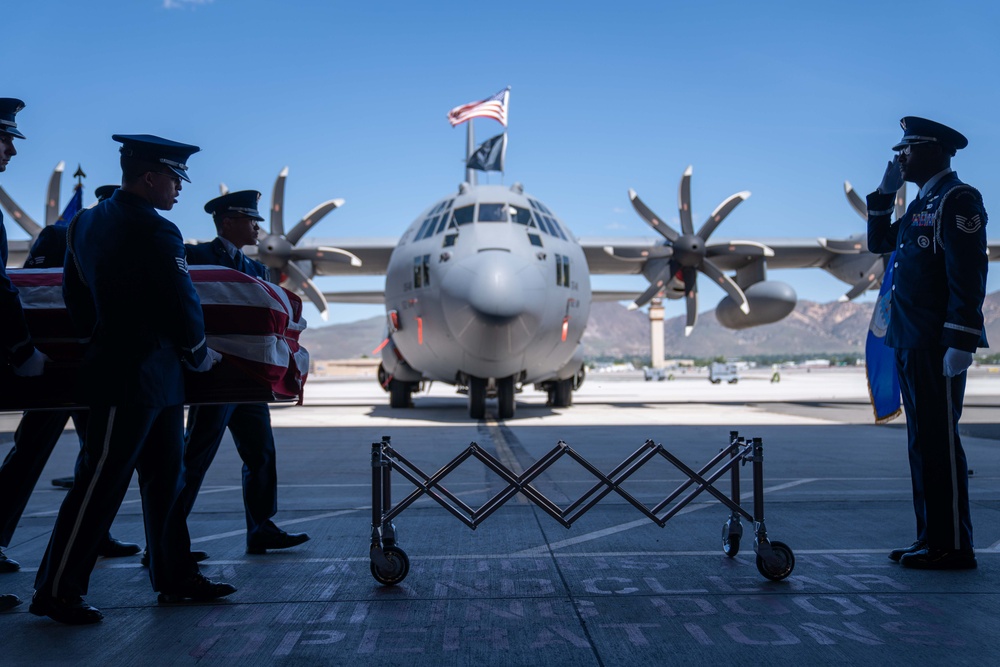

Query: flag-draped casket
left=0, top=266, right=308, bottom=410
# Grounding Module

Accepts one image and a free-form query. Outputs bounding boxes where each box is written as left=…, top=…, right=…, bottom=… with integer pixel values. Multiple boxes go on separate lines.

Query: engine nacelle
left=716, top=281, right=797, bottom=330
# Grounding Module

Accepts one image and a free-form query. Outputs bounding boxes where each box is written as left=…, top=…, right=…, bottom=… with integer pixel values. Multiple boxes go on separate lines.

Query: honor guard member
left=30, top=135, right=235, bottom=625
left=868, top=117, right=988, bottom=570
left=0, top=97, right=46, bottom=611
left=1, top=184, right=140, bottom=577
left=179, top=190, right=309, bottom=555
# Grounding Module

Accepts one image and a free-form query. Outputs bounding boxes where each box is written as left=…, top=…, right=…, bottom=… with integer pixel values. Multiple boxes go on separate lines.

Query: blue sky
left=4, top=0, right=999, bottom=326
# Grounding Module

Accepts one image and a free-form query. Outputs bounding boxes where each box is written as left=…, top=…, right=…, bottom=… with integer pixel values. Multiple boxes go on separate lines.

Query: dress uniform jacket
left=867, top=171, right=989, bottom=351
left=63, top=189, right=209, bottom=405
left=180, top=237, right=283, bottom=542
left=1, top=210, right=36, bottom=368
left=867, top=171, right=987, bottom=553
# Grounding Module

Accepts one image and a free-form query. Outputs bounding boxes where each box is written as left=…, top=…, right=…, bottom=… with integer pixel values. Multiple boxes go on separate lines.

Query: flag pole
left=465, top=120, right=477, bottom=186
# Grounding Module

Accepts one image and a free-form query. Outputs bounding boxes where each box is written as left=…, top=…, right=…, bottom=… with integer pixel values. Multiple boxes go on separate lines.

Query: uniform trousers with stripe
left=34, top=404, right=197, bottom=597
left=179, top=403, right=280, bottom=542
left=0, top=410, right=86, bottom=547
left=895, top=347, right=974, bottom=551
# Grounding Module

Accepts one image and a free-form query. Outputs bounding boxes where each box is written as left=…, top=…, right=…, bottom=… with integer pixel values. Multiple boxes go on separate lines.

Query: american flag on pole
left=448, top=87, right=510, bottom=127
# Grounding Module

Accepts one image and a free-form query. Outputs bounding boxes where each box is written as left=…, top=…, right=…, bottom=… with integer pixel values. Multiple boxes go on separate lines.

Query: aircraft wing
left=321, top=290, right=385, bottom=304
left=288, top=238, right=398, bottom=277
left=579, top=236, right=843, bottom=275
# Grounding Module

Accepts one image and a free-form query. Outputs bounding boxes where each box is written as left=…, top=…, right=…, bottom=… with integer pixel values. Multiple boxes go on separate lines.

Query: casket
left=0, top=266, right=309, bottom=411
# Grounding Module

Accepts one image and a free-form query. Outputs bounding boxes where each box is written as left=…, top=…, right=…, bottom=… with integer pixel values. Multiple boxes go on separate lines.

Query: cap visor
left=165, top=165, right=191, bottom=183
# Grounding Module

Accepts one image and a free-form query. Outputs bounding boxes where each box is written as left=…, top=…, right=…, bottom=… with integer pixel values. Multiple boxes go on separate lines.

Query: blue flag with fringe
left=865, top=251, right=902, bottom=423
left=54, top=185, right=83, bottom=228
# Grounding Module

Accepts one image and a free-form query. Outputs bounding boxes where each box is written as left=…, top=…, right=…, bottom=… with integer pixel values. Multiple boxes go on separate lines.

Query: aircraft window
left=420, top=216, right=440, bottom=240
left=562, top=254, right=570, bottom=287
left=510, top=205, right=532, bottom=225
left=478, top=203, right=508, bottom=222
left=414, top=217, right=433, bottom=241
left=413, top=254, right=431, bottom=288
left=528, top=234, right=543, bottom=247
left=545, top=216, right=567, bottom=240
left=537, top=201, right=553, bottom=215
left=555, top=253, right=563, bottom=286
left=443, top=234, right=457, bottom=247
left=434, top=214, right=449, bottom=235
left=422, top=254, right=431, bottom=286
left=535, top=214, right=552, bottom=235
left=453, top=205, right=474, bottom=226
left=527, top=198, right=541, bottom=211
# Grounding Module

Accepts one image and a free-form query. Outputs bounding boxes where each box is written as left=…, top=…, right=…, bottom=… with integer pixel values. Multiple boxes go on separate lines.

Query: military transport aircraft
left=3, top=150, right=997, bottom=420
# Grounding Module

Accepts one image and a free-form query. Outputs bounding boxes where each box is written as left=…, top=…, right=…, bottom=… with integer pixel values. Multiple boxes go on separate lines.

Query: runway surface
left=1, top=367, right=998, bottom=665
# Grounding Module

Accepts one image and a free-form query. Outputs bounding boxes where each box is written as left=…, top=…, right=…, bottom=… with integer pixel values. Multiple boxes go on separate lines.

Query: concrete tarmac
left=1, top=367, right=998, bottom=666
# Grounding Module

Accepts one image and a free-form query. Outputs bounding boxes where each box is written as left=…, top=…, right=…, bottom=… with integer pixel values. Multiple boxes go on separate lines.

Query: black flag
left=466, top=133, right=506, bottom=172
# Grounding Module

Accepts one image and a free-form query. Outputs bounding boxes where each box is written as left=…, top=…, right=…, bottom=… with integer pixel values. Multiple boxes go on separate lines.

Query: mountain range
left=299, top=292, right=1000, bottom=361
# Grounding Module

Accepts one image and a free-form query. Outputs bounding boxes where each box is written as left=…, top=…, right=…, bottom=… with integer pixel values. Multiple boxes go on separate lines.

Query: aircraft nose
left=440, top=250, right=547, bottom=360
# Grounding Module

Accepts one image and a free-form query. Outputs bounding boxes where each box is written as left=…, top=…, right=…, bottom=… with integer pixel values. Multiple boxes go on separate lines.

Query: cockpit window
left=477, top=203, right=508, bottom=222
left=545, top=215, right=567, bottom=240
left=510, top=205, right=532, bottom=225
left=452, top=205, right=474, bottom=226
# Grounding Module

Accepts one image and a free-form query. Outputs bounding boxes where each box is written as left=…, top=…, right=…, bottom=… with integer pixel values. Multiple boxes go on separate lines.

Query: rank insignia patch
left=956, top=214, right=983, bottom=234
left=174, top=256, right=189, bottom=273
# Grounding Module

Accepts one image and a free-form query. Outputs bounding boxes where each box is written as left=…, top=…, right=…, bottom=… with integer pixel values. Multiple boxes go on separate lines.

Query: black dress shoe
left=97, top=537, right=142, bottom=558
left=900, top=548, right=977, bottom=570
left=247, top=530, right=310, bottom=554
left=0, top=548, right=20, bottom=573
left=28, top=592, right=103, bottom=625
left=50, top=476, right=74, bottom=489
left=0, top=594, right=21, bottom=612
left=140, top=550, right=210, bottom=568
left=889, top=540, right=927, bottom=562
left=157, top=573, right=237, bottom=604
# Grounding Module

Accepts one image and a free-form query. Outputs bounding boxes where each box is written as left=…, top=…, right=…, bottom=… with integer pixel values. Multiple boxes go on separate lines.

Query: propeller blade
left=678, top=165, right=694, bottom=236
left=819, top=237, right=865, bottom=254
left=627, top=263, right=674, bottom=310
left=699, top=258, right=749, bottom=314
left=270, top=166, right=289, bottom=237
left=837, top=256, right=885, bottom=302
left=894, top=182, right=907, bottom=221
left=682, top=267, right=698, bottom=336
left=45, top=161, right=65, bottom=227
left=602, top=245, right=673, bottom=261
left=843, top=181, right=868, bottom=221
left=283, top=260, right=329, bottom=321
left=290, top=245, right=362, bottom=267
left=0, top=184, right=42, bottom=237
left=706, top=240, right=774, bottom=258
left=696, top=190, right=751, bottom=241
left=628, top=189, right=678, bottom=243
left=285, top=198, right=346, bottom=246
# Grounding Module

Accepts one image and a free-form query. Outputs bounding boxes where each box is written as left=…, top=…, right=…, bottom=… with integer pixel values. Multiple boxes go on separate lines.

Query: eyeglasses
left=896, top=142, right=930, bottom=156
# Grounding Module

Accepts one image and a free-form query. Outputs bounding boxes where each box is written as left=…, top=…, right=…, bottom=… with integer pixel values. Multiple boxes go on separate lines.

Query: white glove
left=184, top=347, right=222, bottom=373
left=12, top=348, right=50, bottom=377
left=878, top=156, right=904, bottom=195
left=943, top=348, right=973, bottom=377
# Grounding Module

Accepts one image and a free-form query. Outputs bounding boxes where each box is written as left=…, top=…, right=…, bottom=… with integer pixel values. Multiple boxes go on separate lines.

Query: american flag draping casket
left=0, top=266, right=309, bottom=410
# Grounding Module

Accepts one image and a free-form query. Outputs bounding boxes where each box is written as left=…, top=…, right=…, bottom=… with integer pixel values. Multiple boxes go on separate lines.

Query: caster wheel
left=756, top=541, right=794, bottom=581
left=371, top=545, right=410, bottom=586
left=722, top=523, right=741, bottom=558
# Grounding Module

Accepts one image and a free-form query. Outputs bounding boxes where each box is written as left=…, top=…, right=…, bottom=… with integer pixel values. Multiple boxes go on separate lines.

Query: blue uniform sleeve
left=154, top=223, right=208, bottom=368
left=866, top=191, right=899, bottom=254
left=1, top=221, right=36, bottom=367
left=62, top=215, right=97, bottom=338
left=940, top=188, right=989, bottom=351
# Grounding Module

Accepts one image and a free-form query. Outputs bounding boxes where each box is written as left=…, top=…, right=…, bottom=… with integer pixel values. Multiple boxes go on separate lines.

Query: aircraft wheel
left=388, top=380, right=412, bottom=408
left=497, top=376, right=516, bottom=420
left=469, top=377, right=487, bottom=419
left=552, top=379, right=573, bottom=407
